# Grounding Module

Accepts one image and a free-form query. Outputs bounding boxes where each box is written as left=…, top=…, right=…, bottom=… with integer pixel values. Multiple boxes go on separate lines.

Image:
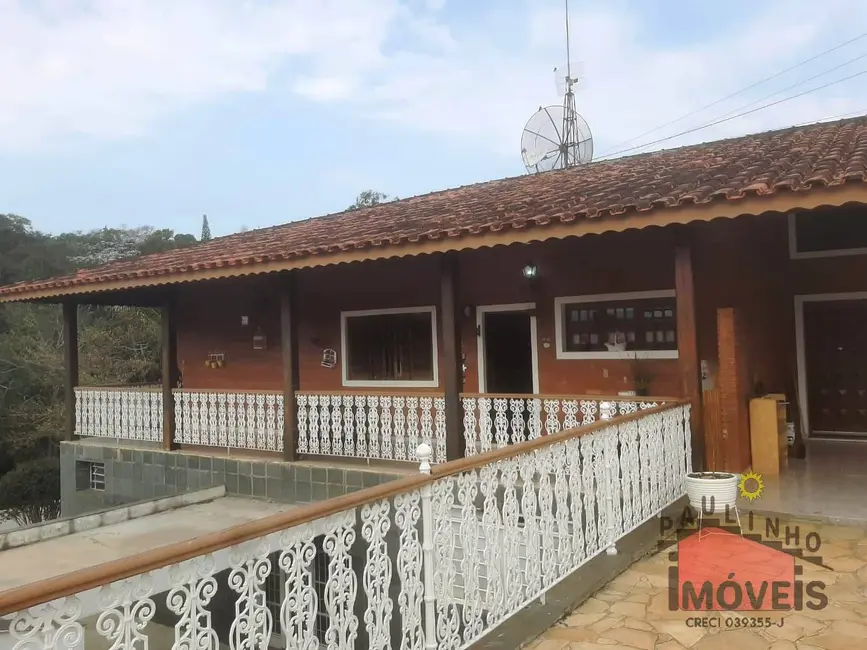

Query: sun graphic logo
left=739, top=469, right=764, bottom=502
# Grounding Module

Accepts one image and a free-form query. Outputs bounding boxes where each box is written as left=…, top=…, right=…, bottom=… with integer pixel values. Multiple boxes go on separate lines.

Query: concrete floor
left=530, top=517, right=867, bottom=650
left=754, top=439, right=867, bottom=526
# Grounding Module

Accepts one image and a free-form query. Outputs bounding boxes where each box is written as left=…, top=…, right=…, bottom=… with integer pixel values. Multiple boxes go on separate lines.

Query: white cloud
left=1, top=0, right=866, bottom=157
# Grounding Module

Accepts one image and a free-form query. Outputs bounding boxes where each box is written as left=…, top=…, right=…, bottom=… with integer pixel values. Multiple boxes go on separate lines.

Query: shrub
left=0, top=456, right=61, bottom=526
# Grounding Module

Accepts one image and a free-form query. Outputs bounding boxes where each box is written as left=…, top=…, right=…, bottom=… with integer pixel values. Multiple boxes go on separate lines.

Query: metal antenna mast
left=561, top=0, right=579, bottom=169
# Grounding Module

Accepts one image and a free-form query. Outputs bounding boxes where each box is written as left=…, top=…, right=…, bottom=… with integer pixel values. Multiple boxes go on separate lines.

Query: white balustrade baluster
left=538, top=446, right=557, bottom=587
left=319, top=395, right=332, bottom=455
left=434, top=397, right=446, bottom=464
left=527, top=399, right=543, bottom=440
left=567, top=437, right=585, bottom=566
left=684, top=404, right=693, bottom=474
left=218, top=394, right=228, bottom=447
left=419, top=397, right=433, bottom=457
left=553, top=443, right=570, bottom=578
left=253, top=394, right=265, bottom=451
left=431, top=478, right=460, bottom=650
left=227, top=393, right=238, bottom=448
left=308, top=395, right=320, bottom=455
left=619, top=420, right=637, bottom=532
left=393, top=397, right=407, bottom=461
left=130, top=390, right=141, bottom=440
left=330, top=396, right=343, bottom=456
left=479, top=465, right=504, bottom=626
left=650, top=412, right=662, bottom=512
left=562, top=399, right=579, bottom=431
left=322, top=510, right=359, bottom=648
left=499, top=458, right=523, bottom=614
left=581, top=436, right=597, bottom=556
left=296, top=394, right=309, bottom=454
left=208, top=393, right=218, bottom=447
left=619, top=400, right=639, bottom=416
left=342, top=395, right=355, bottom=457
left=492, top=398, right=509, bottom=448
left=593, top=433, right=610, bottom=551
left=95, top=390, right=106, bottom=437
left=10, top=596, right=84, bottom=650
left=457, top=471, right=483, bottom=644
left=461, top=397, right=478, bottom=456
left=395, top=490, right=424, bottom=649
left=367, top=396, right=380, bottom=459
left=380, top=396, right=393, bottom=460
left=167, top=555, right=219, bottom=650
left=519, top=454, right=540, bottom=600
left=543, top=399, right=561, bottom=437
left=276, top=395, right=285, bottom=453
left=508, top=398, right=526, bottom=445
left=361, top=500, right=393, bottom=650
left=190, top=392, right=201, bottom=445
left=604, top=426, right=622, bottom=548
left=95, top=574, right=156, bottom=650
left=200, top=393, right=211, bottom=446
left=237, top=394, right=249, bottom=449
left=113, top=390, right=122, bottom=439
left=477, top=397, right=492, bottom=453
left=278, top=523, right=319, bottom=647
left=355, top=396, right=367, bottom=457
left=406, top=397, right=419, bottom=461
left=227, top=538, right=272, bottom=650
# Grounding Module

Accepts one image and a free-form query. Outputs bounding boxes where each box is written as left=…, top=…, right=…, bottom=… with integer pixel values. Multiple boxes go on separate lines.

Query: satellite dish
left=520, top=0, right=594, bottom=173
left=521, top=105, right=593, bottom=173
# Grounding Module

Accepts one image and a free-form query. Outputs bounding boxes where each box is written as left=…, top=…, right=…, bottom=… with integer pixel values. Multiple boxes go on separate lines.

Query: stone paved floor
left=527, top=518, right=867, bottom=649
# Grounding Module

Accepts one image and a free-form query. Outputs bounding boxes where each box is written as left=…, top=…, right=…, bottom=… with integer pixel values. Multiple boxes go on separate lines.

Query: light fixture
left=522, top=263, right=538, bottom=279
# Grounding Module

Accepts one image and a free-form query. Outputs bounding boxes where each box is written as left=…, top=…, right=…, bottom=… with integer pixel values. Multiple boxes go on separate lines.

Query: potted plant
left=685, top=470, right=739, bottom=514
left=630, top=352, right=654, bottom=397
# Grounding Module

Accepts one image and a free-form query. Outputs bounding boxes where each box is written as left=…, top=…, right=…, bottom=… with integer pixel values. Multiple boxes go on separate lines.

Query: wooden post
left=62, top=302, right=79, bottom=441
left=280, top=271, right=300, bottom=462
left=675, top=244, right=705, bottom=470
left=161, top=299, right=179, bottom=451
left=440, top=254, right=464, bottom=460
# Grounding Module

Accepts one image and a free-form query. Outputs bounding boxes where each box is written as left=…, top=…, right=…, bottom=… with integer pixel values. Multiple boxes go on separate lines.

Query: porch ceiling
left=3, top=116, right=867, bottom=304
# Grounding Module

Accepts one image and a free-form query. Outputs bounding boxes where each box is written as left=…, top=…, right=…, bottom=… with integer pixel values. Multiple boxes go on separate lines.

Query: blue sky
left=1, top=0, right=866, bottom=238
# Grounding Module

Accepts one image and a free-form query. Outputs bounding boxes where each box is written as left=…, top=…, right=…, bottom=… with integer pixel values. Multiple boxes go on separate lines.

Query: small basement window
left=790, top=207, right=867, bottom=258
left=341, top=307, right=438, bottom=387
left=75, top=460, right=106, bottom=491
left=554, top=291, right=679, bottom=359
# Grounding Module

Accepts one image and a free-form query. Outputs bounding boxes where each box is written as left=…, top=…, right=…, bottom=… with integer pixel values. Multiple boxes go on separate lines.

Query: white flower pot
left=685, top=472, right=739, bottom=514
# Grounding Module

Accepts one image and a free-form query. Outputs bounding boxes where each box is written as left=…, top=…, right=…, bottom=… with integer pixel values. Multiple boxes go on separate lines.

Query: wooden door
left=804, top=300, right=867, bottom=436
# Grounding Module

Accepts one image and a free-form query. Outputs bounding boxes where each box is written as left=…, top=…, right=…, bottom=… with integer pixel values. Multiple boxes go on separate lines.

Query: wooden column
left=280, top=271, right=300, bottom=462
left=62, top=302, right=79, bottom=441
left=675, top=244, right=705, bottom=470
left=161, top=299, right=179, bottom=451
left=440, top=254, right=464, bottom=460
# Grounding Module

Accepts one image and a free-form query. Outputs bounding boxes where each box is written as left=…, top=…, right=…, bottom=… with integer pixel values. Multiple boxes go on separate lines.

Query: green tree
left=348, top=190, right=397, bottom=210
left=201, top=214, right=212, bottom=241
left=0, top=457, right=61, bottom=525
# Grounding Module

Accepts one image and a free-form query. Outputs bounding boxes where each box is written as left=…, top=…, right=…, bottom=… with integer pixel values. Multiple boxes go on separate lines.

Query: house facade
left=2, top=117, right=867, bottom=513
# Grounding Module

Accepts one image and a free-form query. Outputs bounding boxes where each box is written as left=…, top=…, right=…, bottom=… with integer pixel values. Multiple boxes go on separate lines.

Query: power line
left=791, top=107, right=867, bottom=127
left=711, top=51, right=867, bottom=123
left=596, top=31, right=867, bottom=156
left=594, top=68, right=867, bottom=161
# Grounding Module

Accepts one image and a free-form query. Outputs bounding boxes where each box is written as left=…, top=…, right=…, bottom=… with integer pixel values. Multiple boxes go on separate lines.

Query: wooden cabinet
left=749, top=394, right=788, bottom=475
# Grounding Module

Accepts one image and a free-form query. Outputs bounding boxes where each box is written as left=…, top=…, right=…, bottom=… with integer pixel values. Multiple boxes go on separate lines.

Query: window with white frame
left=554, top=291, right=678, bottom=359
left=341, top=307, right=438, bottom=387
left=789, top=207, right=867, bottom=258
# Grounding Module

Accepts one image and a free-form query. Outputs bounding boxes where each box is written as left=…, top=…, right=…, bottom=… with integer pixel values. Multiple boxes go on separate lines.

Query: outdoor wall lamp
left=522, top=263, right=538, bottom=279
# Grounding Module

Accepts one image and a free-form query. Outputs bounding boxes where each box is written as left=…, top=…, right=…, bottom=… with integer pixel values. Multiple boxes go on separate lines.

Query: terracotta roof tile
left=3, top=116, right=867, bottom=299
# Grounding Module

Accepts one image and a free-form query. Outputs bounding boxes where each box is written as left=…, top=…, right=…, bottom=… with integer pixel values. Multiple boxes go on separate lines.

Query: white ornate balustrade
left=1, top=402, right=692, bottom=650
left=461, top=394, right=664, bottom=456
left=74, top=387, right=163, bottom=442
left=173, top=390, right=284, bottom=452
left=295, top=392, right=447, bottom=463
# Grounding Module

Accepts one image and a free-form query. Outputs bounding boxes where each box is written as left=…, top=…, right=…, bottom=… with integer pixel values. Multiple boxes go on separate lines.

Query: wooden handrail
left=459, top=392, right=680, bottom=402
left=0, top=401, right=686, bottom=615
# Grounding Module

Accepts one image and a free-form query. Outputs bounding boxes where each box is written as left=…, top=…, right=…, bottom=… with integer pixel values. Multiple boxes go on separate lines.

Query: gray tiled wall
left=60, top=442, right=405, bottom=518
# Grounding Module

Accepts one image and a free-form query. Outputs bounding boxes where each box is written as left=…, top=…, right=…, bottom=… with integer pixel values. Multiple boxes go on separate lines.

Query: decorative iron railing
left=0, top=402, right=691, bottom=650
left=460, top=393, right=668, bottom=455
left=74, top=387, right=163, bottom=442
left=295, top=391, right=447, bottom=463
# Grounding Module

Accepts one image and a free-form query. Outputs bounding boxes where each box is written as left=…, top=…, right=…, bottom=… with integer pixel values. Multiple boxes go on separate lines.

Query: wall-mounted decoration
left=252, top=327, right=267, bottom=350
left=240, top=315, right=249, bottom=326
left=321, top=348, right=337, bottom=369
left=541, top=335, right=552, bottom=349
left=205, top=353, right=225, bottom=369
